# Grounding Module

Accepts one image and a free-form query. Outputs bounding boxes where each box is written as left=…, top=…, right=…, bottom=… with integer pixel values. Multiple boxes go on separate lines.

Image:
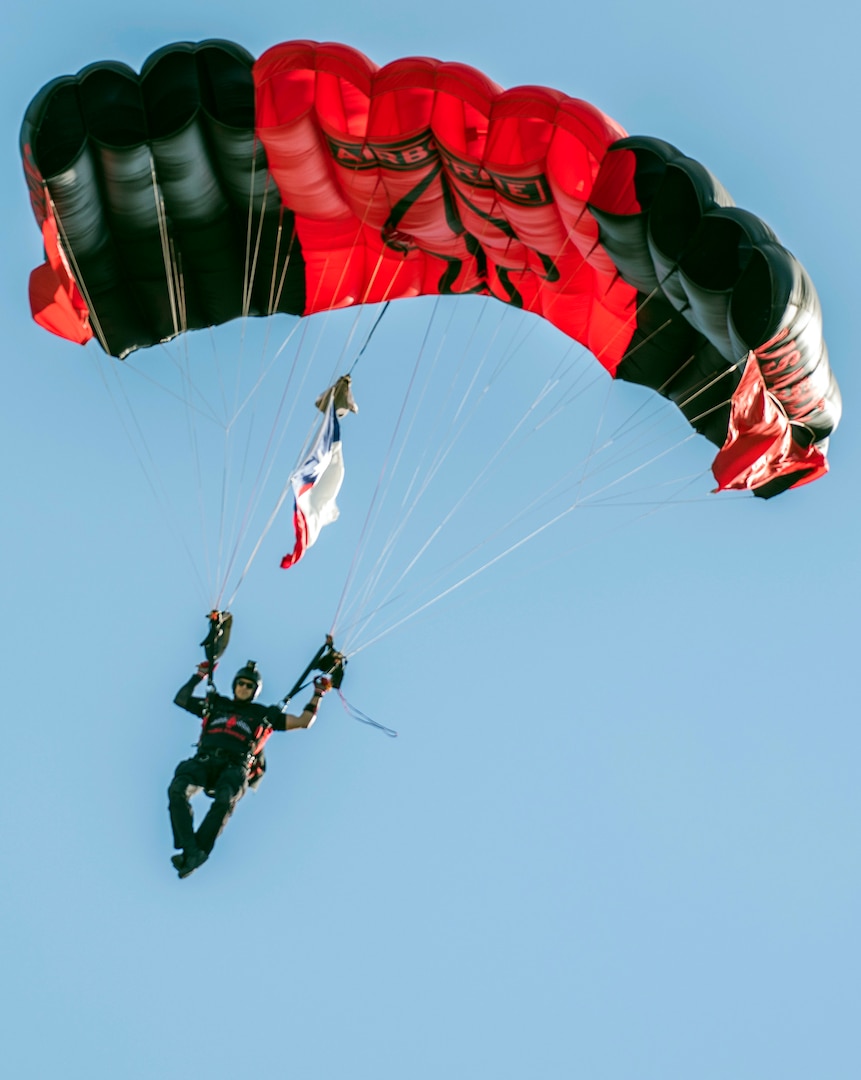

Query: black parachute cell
left=20, top=40, right=306, bottom=358
left=589, top=136, right=840, bottom=459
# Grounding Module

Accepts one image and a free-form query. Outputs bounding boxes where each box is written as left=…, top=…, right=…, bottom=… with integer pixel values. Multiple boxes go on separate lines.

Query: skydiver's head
left=232, top=661, right=262, bottom=701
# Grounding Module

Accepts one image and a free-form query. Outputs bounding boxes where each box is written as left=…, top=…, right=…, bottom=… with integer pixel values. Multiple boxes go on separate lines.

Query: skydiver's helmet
left=232, top=660, right=262, bottom=700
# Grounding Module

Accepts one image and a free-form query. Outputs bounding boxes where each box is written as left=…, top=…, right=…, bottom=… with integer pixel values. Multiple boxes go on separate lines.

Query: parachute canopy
left=21, top=38, right=840, bottom=497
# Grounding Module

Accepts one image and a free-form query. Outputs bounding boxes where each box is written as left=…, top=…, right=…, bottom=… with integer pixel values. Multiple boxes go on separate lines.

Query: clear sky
left=3, top=2, right=859, bottom=1078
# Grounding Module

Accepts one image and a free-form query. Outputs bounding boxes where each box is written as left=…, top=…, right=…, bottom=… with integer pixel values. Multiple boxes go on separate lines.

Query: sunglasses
left=235, top=679, right=256, bottom=690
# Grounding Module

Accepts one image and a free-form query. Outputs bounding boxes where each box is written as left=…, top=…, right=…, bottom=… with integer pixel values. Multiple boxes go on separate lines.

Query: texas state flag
left=280, top=395, right=344, bottom=569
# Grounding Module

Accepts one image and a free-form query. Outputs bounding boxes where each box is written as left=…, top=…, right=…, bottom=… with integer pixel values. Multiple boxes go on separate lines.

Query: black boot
left=175, top=847, right=208, bottom=879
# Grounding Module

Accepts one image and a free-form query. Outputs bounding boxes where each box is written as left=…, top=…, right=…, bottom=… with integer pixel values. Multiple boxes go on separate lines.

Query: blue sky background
left=3, top=2, right=859, bottom=1078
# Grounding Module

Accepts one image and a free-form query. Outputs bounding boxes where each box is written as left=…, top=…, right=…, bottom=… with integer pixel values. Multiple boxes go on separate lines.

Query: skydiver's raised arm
left=280, top=676, right=332, bottom=730
left=174, top=662, right=212, bottom=715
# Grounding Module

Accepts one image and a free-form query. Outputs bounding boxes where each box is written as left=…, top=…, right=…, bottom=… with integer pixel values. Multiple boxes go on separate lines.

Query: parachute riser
left=199, top=609, right=233, bottom=710
left=280, top=634, right=346, bottom=706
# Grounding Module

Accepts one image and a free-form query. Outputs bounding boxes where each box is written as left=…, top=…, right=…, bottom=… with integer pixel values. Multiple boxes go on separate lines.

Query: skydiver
left=167, top=658, right=332, bottom=879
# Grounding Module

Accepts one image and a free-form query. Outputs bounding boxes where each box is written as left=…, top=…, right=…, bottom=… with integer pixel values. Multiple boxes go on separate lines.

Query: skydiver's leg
left=168, top=757, right=208, bottom=852
left=195, top=764, right=249, bottom=856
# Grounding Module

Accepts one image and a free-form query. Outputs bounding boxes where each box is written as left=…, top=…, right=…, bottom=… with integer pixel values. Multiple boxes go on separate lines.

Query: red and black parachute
left=20, top=39, right=840, bottom=497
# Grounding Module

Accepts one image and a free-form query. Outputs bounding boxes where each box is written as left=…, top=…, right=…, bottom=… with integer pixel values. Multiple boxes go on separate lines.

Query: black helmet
left=233, top=660, right=262, bottom=699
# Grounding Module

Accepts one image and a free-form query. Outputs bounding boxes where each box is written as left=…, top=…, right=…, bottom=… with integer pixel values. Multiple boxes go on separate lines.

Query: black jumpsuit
left=168, top=675, right=288, bottom=856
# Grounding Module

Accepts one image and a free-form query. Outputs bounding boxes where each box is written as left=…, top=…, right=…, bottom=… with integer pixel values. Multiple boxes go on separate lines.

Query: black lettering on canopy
left=327, top=131, right=439, bottom=172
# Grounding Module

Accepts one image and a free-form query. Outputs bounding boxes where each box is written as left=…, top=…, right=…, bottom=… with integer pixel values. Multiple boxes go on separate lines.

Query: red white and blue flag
left=280, top=394, right=345, bottom=569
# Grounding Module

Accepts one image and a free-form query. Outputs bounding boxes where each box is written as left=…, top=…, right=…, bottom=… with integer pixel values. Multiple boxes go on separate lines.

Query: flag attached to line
left=280, top=377, right=357, bottom=568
